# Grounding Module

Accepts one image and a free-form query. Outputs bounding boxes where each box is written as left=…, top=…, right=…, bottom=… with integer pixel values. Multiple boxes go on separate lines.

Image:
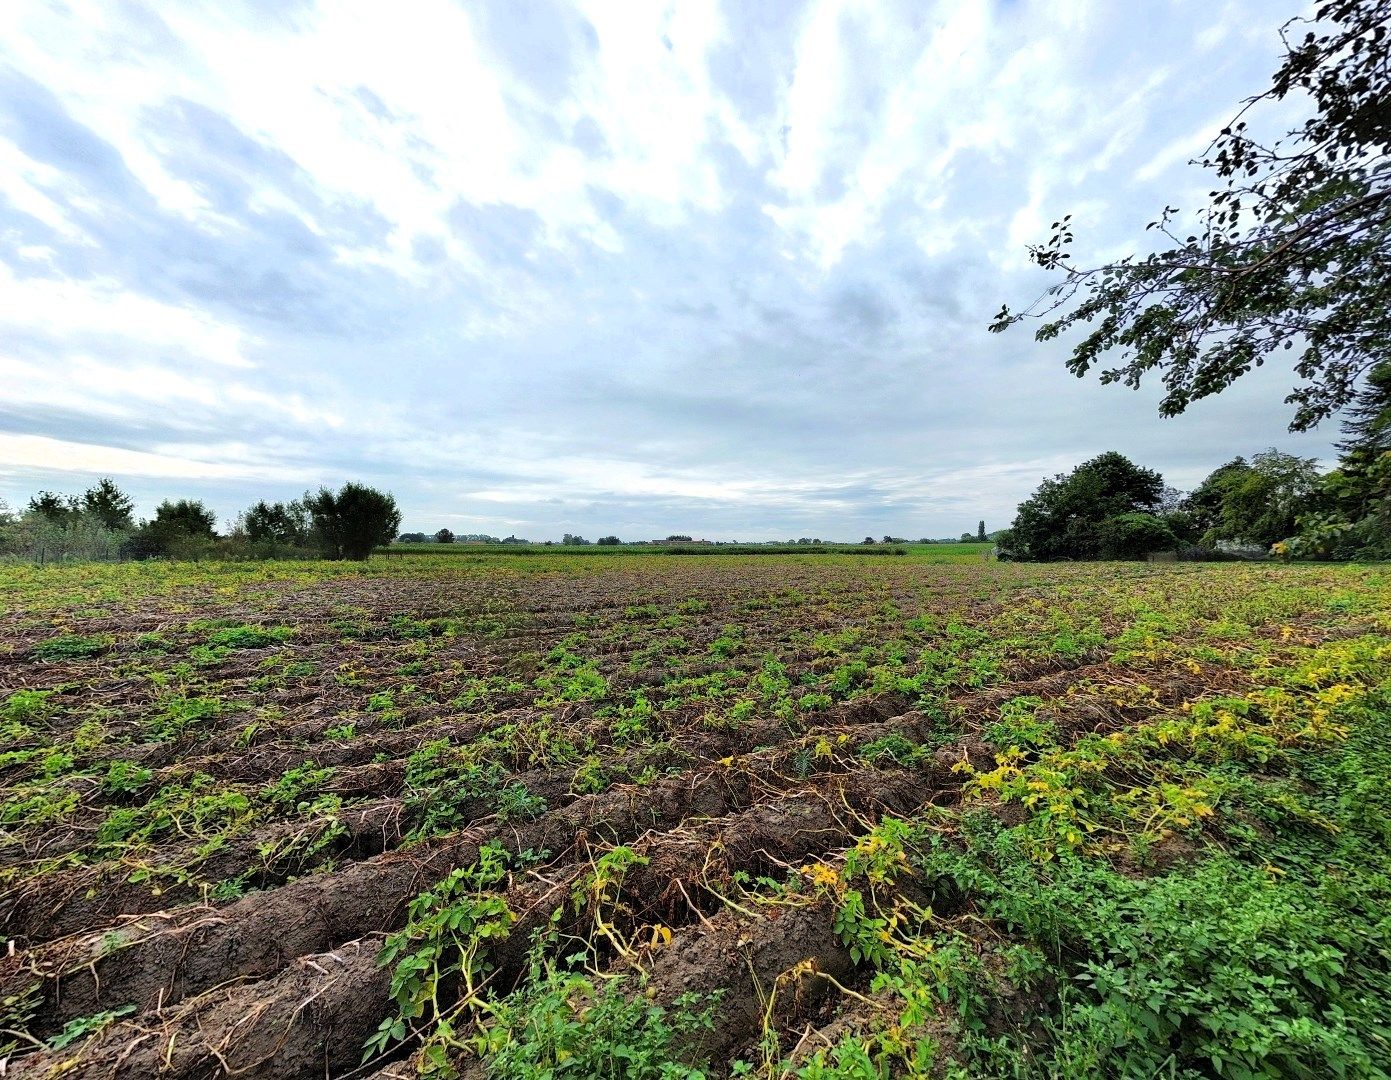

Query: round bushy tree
left=1009, top=452, right=1165, bottom=560
left=1189, top=450, right=1321, bottom=547
left=304, top=483, right=402, bottom=560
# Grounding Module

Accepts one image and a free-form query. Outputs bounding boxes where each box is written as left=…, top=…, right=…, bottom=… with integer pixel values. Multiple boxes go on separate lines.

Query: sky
left=0, top=0, right=1337, bottom=541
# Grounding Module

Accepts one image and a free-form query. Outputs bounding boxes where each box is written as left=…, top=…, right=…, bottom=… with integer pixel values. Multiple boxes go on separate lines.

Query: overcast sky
left=0, top=0, right=1335, bottom=540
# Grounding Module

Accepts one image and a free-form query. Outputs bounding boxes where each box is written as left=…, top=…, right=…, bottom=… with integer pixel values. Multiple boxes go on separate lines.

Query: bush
left=1095, top=513, right=1178, bottom=560
left=0, top=514, right=127, bottom=563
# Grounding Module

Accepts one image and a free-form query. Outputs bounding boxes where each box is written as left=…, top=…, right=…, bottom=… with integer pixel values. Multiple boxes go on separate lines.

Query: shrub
left=1096, top=513, right=1178, bottom=560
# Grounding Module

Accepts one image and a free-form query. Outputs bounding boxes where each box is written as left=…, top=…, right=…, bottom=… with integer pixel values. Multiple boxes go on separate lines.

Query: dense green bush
left=1096, top=513, right=1178, bottom=559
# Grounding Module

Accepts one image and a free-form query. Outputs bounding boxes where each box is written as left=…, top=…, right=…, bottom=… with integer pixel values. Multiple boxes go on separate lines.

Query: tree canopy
left=1004, top=452, right=1167, bottom=561
left=152, top=499, right=217, bottom=539
left=1337, top=361, right=1391, bottom=454
left=991, top=0, right=1390, bottom=431
left=81, top=479, right=135, bottom=531
left=1188, top=450, right=1322, bottom=547
left=304, top=483, right=401, bottom=561
left=242, top=499, right=311, bottom=547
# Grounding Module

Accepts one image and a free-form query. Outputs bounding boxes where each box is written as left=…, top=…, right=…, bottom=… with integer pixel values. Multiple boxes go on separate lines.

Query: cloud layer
left=0, top=0, right=1336, bottom=539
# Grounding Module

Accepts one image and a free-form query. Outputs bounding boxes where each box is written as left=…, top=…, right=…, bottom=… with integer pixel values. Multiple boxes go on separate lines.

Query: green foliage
left=793, top=1035, right=931, bottom=1079
left=367, top=843, right=514, bottom=1064
left=145, top=694, right=229, bottom=741
left=916, top=678, right=1391, bottom=1077
left=305, top=482, right=402, bottom=560
left=1189, top=450, right=1322, bottom=548
left=1005, top=453, right=1165, bottom=561
left=477, top=959, right=717, bottom=1079
left=32, top=634, right=107, bottom=661
left=1304, top=455, right=1391, bottom=559
left=401, top=739, right=544, bottom=837
left=48, top=1005, right=136, bottom=1050
left=571, top=754, right=610, bottom=794
left=537, top=659, right=610, bottom=705
left=983, top=696, right=1054, bottom=749
left=1339, top=360, right=1391, bottom=455
left=2, top=688, right=54, bottom=725
left=858, top=733, right=925, bottom=767
left=80, top=479, right=135, bottom=531
left=193, top=624, right=296, bottom=664
left=241, top=498, right=311, bottom=546
left=262, top=764, right=335, bottom=810
left=101, top=759, right=153, bottom=795
left=495, top=783, right=547, bottom=822
left=154, top=498, right=217, bottom=537
left=208, top=624, right=294, bottom=649
left=26, top=489, right=75, bottom=522
left=126, top=498, right=218, bottom=559
left=1095, top=513, right=1178, bottom=559
left=97, top=773, right=253, bottom=850
left=708, top=625, right=743, bottom=658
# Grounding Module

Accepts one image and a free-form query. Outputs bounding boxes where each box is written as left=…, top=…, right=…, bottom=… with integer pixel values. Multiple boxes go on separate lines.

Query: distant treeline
left=383, top=542, right=912, bottom=557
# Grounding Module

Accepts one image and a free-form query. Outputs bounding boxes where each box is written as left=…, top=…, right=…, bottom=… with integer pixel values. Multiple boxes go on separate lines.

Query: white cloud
left=0, top=267, right=258, bottom=370
left=0, top=433, right=308, bottom=483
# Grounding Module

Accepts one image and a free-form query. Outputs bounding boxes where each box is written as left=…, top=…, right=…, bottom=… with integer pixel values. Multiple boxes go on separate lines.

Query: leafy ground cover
left=0, top=554, right=1387, bottom=1078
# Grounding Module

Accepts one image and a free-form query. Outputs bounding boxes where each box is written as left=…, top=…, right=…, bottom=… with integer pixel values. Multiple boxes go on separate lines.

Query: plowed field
left=3, top=555, right=1389, bottom=1078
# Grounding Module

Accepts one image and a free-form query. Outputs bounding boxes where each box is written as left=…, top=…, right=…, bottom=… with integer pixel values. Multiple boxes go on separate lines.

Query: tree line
left=0, top=482, right=401, bottom=563
left=998, top=372, right=1389, bottom=561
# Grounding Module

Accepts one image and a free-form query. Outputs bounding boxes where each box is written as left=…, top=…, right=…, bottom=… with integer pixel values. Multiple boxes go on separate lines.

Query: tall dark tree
left=152, top=499, right=217, bottom=539
left=27, top=491, right=76, bottom=522
left=976, top=520, right=986, bottom=541
left=1006, top=452, right=1166, bottom=560
left=1336, top=360, right=1391, bottom=454
left=1287, top=360, right=1391, bottom=558
left=992, top=0, right=1391, bottom=431
left=242, top=499, right=310, bottom=546
left=303, top=483, right=401, bottom=561
left=81, top=479, right=135, bottom=531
